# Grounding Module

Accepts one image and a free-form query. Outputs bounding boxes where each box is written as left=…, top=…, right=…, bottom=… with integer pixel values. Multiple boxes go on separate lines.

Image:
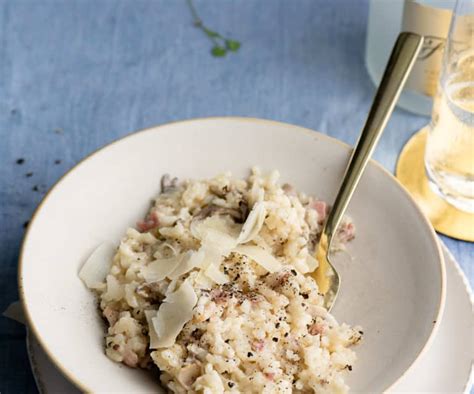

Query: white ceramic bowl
left=19, top=117, right=445, bottom=393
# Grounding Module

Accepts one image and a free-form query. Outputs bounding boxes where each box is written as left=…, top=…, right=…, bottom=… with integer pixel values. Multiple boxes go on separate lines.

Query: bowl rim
left=18, top=116, right=446, bottom=393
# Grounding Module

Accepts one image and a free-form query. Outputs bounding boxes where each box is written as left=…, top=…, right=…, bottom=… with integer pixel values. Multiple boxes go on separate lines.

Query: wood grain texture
left=0, top=1, right=471, bottom=392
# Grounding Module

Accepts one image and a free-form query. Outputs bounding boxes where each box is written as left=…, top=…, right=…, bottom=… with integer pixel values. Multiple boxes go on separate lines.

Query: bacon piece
left=102, top=306, right=119, bottom=326
left=308, top=323, right=325, bottom=336
left=122, top=349, right=139, bottom=368
left=310, top=200, right=328, bottom=223
left=251, top=339, right=265, bottom=352
left=137, top=211, right=159, bottom=232
left=264, top=372, right=275, bottom=381
left=338, top=222, right=355, bottom=242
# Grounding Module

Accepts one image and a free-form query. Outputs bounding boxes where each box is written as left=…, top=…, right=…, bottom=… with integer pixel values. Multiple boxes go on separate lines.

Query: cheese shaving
left=124, top=284, right=139, bottom=308
left=191, top=215, right=237, bottom=240
left=142, top=254, right=184, bottom=282
left=165, top=278, right=179, bottom=296
left=102, top=275, right=124, bottom=301
left=233, top=245, right=282, bottom=273
left=168, top=250, right=205, bottom=279
left=195, top=271, right=214, bottom=289
left=151, top=280, right=198, bottom=348
left=191, top=216, right=239, bottom=254
left=79, top=242, right=116, bottom=289
left=194, top=247, right=224, bottom=288
left=204, top=263, right=229, bottom=285
left=237, top=201, right=266, bottom=244
left=203, top=229, right=237, bottom=253
left=144, top=310, right=160, bottom=348
left=187, top=203, right=269, bottom=285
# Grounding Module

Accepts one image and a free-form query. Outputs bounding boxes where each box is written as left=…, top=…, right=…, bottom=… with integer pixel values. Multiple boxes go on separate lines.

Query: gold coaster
left=396, top=127, right=474, bottom=242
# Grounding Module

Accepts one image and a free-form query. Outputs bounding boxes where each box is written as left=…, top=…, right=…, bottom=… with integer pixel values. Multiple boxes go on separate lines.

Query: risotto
left=80, top=168, right=362, bottom=393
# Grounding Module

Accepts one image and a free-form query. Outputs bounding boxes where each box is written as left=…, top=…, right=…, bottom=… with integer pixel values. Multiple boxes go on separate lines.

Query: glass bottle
left=366, top=0, right=455, bottom=115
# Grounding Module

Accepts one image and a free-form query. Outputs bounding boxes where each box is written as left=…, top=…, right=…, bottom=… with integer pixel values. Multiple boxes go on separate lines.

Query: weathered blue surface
left=0, top=1, right=472, bottom=392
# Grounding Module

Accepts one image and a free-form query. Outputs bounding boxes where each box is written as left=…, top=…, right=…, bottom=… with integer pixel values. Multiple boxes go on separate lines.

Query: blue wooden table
left=1, top=1, right=472, bottom=392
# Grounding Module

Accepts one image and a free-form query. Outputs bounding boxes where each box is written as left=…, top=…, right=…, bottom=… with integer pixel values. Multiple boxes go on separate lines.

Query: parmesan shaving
left=144, top=310, right=160, bottom=349
left=151, top=280, right=198, bottom=348
left=187, top=202, right=273, bottom=285
left=194, top=250, right=218, bottom=287
left=168, top=250, right=205, bottom=279
left=79, top=242, right=116, bottom=289
left=233, top=245, right=282, bottom=273
left=195, top=271, right=214, bottom=289
left=191, top=216, right=239, bottom=253
left=102, top=275, right=124, bottom=301
left=204, top=263, right=229, bottom=285
left=124, top=284, right=139, bottom=308
left=191, top=215, right=234, bottom=240
left=162, top=242, right=179, bottom=256
left=237, top=201, right=266, bottom=244
left=200, top=247, right=225, bottom=273
left=141, top=254, right=184, bottom=282
left=202, top=229, right=237, bottom=253
left=249, top=181, right=264, bottom=206
left=166, top=278, right=179, bottom=296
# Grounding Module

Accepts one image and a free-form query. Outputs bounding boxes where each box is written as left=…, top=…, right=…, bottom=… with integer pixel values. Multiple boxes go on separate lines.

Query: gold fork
left=311, top=32, right=424, bottom=311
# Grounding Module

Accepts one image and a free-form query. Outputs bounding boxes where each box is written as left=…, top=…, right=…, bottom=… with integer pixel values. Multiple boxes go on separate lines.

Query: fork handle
left=323, top=32, right=424, bottom=247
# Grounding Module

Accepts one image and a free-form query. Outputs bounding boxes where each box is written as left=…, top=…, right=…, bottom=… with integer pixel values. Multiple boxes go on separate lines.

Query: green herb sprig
left=186, top=0, right=241, bottom=57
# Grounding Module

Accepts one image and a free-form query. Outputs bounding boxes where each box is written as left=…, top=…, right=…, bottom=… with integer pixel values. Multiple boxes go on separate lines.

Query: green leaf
left=225, top=39, right=241, bottom=52
left=211, top=46, right=227, bottom=57
left=186, top=0, right=240, bottom=58
left=203, top=27, right=220, bottom=39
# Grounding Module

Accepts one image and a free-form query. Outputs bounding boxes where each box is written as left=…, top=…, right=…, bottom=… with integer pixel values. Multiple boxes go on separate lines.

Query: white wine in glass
left=424, top=0, right=474, bottom=212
